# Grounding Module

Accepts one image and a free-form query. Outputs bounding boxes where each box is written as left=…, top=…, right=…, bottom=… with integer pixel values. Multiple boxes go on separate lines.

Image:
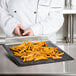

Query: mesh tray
left=3, top=41, right=74, bottom=66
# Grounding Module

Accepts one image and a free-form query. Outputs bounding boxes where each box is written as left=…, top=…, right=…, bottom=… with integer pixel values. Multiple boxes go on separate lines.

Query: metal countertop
left=0, top=43, right=76, bottom=74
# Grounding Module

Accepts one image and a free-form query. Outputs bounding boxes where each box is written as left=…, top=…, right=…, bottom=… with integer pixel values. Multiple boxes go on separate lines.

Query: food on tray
left=9, top=41, right=64, bottom=62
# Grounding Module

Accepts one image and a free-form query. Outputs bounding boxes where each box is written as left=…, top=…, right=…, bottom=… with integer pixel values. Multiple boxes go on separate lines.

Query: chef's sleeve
left=31, top=0, right=64, bottom=36
left=0, top=0, right=20, bottom=37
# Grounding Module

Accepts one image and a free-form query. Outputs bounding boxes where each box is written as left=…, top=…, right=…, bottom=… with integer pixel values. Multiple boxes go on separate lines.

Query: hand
left=13, top=24, right=24, bottom=36
left=23, top=28, right=34, bottom=36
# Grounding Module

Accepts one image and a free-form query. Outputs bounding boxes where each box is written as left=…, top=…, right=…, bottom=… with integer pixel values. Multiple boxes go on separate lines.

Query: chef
left=0, top=0, right=64, bottom=43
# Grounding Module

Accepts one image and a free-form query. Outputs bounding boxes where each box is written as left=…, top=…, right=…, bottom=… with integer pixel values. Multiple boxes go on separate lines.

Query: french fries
left=9, top=41, right=64, bottom=62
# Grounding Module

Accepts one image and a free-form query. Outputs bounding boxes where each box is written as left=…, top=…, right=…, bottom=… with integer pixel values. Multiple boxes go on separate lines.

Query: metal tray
left=3, top=41, right=74, bottom=66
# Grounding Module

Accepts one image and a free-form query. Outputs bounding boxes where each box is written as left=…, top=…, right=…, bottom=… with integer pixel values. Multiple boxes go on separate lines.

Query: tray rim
left=3, top=41, right=74, bottom=66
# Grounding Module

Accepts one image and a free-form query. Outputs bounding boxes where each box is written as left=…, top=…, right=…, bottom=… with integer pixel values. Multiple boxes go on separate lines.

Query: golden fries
left=9, top=41, right=64, bottom=62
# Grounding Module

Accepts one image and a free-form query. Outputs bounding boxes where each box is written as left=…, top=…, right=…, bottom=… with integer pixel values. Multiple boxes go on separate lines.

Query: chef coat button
left=14, top=11, right=17, bottom=13
left=34, top=11, right=36, bottom=14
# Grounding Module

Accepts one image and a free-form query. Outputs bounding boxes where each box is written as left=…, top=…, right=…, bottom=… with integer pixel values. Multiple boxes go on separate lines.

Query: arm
left=0, top=0, right=21, bottom=37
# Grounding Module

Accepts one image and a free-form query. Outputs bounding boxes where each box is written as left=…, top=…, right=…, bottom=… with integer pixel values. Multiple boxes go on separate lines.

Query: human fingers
left=22, top=29, right=29, bottom=36
left=18, top=25, right=24, bottom=30
left=14, top=26, right=22, bottom=36
left=23, top=28, right=34, bottom=36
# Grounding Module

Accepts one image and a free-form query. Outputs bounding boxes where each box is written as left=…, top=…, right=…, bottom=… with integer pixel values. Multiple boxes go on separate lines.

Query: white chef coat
left=0, top=0, right=64, bottom=43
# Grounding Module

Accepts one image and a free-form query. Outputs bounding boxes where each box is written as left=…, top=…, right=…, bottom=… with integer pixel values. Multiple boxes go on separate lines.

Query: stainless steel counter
left=0, top=43, right=76, bottom=74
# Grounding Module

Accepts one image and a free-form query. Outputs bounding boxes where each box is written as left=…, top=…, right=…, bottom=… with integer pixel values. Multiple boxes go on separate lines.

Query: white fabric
left=0, top=0, right=64, bottom=43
